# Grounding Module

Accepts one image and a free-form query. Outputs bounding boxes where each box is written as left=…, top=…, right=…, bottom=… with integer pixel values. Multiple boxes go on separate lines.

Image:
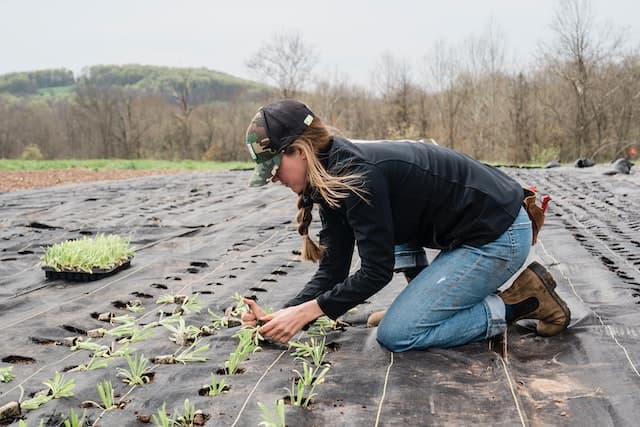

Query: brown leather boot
left=499, top=261, right=570, bottom=336
left=367, top=310, right=386, bottom=327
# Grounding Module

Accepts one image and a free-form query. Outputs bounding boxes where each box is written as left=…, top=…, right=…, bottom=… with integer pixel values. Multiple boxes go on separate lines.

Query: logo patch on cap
left=304, top=114, right=313, bottom=126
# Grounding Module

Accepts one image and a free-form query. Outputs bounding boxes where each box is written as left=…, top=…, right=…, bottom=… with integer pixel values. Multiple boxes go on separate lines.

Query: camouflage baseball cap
left=245, top=100, right=314, bottom=187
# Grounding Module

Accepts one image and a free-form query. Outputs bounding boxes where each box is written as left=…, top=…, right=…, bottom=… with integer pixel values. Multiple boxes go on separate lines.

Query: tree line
left=1, top=0, right=638, bottom=164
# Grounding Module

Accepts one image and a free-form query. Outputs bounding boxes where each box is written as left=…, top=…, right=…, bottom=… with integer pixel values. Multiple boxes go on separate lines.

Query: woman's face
left=272, top=147, right=308, bottom=194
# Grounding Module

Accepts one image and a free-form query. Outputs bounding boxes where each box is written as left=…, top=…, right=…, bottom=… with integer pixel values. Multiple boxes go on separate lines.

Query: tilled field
left=0, top=166, right=639, bottom=426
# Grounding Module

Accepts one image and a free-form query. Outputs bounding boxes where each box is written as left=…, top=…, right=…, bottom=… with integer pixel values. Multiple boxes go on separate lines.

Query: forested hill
left=0, top=65, right=269, bottom=103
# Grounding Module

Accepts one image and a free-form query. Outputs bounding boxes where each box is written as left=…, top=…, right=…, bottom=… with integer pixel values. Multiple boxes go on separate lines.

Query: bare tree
left=541, top=0, right=624, bottom=158
left=246, top=30, right=318, bottom=98
left=424, top=40, right=470, bottom=150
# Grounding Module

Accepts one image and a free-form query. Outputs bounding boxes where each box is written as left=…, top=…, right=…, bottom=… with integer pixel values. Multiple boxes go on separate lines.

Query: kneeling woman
left=241, top=99, right=570, bottom=351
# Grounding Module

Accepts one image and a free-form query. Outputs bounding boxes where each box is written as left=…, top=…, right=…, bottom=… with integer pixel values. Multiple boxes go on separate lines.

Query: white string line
left=498, top=355, right=527, bottom=427
left=230, top=346, right=293, bottom=427
left=374, top=351, right=394, bottom=427
left=538, top=239, right=640, bottom=378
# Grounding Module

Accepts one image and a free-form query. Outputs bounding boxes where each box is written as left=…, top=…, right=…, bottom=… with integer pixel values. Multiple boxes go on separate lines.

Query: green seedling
left=21, top=372, right=75, bottom=410
left=228, top=292, right=248, bottom=317
left=287, top=361, right=329, bottom=407
left=160, top=317, right=202, bottom=346
left=45, top=371, right=75, bottom=399
left=70, top=338, right=110, bottom=355
left=174, top=399, right=198, bottom=427
left=179, top=293, right=202, bottom=314
left=111, top=314, right=136, bottom=324
left=20, top=394, right=51, bottom=410
left=152, top=402, right=175, bottom=427
left=41, top=233, right=134, bottom=272
left=289, top=336, right=328, bottom=367
left=63, top=408, right=86, bottom=427
left=96, top=380, right=116, bottom=409
left=307, top=316, right=344, bottom=336
left=126, top=303, right=145, bottom=313
left=224, top=327, right=262, bottom=374
left=110, top=341, right=131, bottom=358
left=206, top=374, right=229, bottom=396
left=106, top=321, right=155, bottom=343
left=117, top=353, right=152, bottom=385
left=156, top=294, right=177, bottom=305
left=208, top=309, right=229, bottom=329
left=0, top=365, right=15, bottom=382
left=19, top=420, right=45, bottom=427
left=175, top=341, right=209, bottom=364
left=258, top=399, right=286, bottom=427
left=70, top=353, right=111, bottom=371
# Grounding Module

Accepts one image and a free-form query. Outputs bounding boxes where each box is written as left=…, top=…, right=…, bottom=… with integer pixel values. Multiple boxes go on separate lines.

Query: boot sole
left=527, top=262, right=571, bottom=335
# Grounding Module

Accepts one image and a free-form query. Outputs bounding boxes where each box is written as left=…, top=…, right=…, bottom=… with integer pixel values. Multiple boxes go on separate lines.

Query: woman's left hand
left=258, top=300, right=324, bottom=344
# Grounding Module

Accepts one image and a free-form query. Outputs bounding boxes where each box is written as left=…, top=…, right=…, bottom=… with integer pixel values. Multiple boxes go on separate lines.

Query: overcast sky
left=1, top=0, right=638, bottom=86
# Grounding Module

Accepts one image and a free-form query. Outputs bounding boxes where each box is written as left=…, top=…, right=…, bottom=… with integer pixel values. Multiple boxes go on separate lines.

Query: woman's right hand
left=241, top=298, right=266, bottom=327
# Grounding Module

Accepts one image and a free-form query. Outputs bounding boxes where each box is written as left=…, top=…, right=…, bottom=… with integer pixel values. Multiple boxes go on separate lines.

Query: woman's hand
left=245, top=299, right=325, bottom=344
left=241, top=298, right=266, bottom=327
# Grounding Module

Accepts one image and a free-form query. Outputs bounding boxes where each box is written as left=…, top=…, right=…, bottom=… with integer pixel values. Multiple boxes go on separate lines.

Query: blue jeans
left=377, top=206, right=532, bottom=351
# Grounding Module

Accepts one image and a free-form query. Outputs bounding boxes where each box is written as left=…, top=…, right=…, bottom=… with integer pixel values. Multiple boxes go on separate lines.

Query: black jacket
left=284, top=137, right=524, bottom=319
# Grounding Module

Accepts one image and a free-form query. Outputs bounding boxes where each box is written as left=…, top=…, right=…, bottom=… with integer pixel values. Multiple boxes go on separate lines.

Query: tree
left=246, top=30, right=318, bottom=98
left=541, top=0, right=624, bottom=158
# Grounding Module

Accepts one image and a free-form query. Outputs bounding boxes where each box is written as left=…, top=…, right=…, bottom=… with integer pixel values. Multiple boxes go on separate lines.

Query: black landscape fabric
left=1, top=165, right=639, bottom=426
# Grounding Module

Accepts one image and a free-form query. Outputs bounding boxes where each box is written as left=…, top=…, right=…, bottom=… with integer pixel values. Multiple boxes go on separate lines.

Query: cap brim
left=248, top=153, right=282, bottom=187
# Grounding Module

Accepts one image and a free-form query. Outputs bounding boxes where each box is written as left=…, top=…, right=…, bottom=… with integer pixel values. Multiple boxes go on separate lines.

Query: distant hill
left=0, top=64, right=271, bottom=103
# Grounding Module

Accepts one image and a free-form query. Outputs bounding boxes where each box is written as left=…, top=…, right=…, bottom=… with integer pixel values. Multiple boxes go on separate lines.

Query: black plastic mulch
left=0, top=166, right=639, bottom=426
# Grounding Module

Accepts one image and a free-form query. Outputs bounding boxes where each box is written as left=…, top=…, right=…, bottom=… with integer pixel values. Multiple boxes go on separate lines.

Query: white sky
left=1, top=0, right=638, bottom=86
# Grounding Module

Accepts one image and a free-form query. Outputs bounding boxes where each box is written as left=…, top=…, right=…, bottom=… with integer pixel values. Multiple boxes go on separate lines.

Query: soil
left=0, top=169, right=189, bottom=192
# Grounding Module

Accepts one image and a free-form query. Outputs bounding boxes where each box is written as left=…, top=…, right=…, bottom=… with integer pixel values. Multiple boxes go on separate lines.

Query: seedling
left=106, top=321, right=155, bottom=343
left=151, top=402, right=175, bottom=427
left=41, top=233, right=134, bottom=273
left=19, top=420, right=44, bottom=427
left=45, top=371, right=75, bottom=399
left=174, top=399, right=198, bottom=427
left=63, top=408, right=86, bottom=427
left=111, top=314, right=136, bottom=324
left=160, top=317, right=202, bottom=346
left=206, top=374, right=229, bottom=396
left=224, top=327, right=262, bottom=374
left=0, top=365, right=15, bottom=382
left=258, top=399, right=286, bottom=427
left=307, top=316, right=345, bottom=336
left=287, top=361, right=329, bottom=407
left=96, top=380, right=116, bottom=409
left=126, top=303, right=145, bottom=313
left=179, top=293, right=202, bottom=314
left=71, top=338, right=110, bottom=355
left=20, top=394, right=51, bottom=410
left=70, top=353, right=110, bottom=371
left=156, top=294, right=178, bottom=305
left=176, top=341, right=209, bottom=364
left=289, top=336, right=328, bottom=367
left=227, top=292, right=249, bottom=317
left=117, top=353, right=152, bottom=385
left=208, top=309, right=229, bottom=329
left=20, top=372, right=75, bottom=410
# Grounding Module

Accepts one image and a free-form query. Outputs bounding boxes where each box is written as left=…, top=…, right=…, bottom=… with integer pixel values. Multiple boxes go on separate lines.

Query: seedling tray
left=42, top=257, right=133, bottom=282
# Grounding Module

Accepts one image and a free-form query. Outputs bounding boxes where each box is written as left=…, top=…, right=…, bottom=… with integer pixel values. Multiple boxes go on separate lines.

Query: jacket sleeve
left=316, top=165, right=395, bottom=319
left=282, top=202, right=355, bottom=308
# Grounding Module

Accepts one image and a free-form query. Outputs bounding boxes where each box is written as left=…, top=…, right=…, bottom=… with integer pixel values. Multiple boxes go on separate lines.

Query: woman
left=241, top=99, right=570, bottom=352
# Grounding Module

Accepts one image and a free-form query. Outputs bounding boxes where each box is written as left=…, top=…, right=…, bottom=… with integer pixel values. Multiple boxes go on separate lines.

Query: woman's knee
left=376, top=319, right=420, bottom=352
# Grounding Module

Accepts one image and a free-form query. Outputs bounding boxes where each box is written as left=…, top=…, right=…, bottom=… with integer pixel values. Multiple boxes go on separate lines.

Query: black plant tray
left=42, top=258, right=132, bottom=282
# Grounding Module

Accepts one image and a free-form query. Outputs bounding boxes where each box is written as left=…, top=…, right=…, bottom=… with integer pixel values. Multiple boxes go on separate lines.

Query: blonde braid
left=296, top=192, right=324, bottom=262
